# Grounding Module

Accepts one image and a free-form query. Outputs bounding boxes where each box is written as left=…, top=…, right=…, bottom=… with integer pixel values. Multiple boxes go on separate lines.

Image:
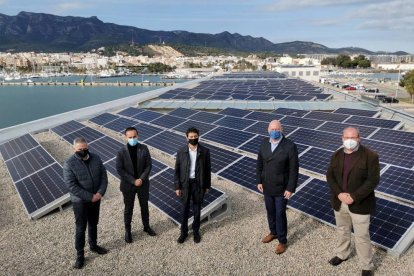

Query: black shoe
left=73, top=256, right=85, bottom=269
left=194, top=232, right=201, bottom=243
left=90, top=245, right=108, bottom=255
left=362, top=270, right=373, bottom=276
left=144, top=227, right=157, bottom=236
left=125, top=231, right=132, bottom=243
left=328, top=256, right=347, bottom=266
left=177, top=233, right=188, bottom=244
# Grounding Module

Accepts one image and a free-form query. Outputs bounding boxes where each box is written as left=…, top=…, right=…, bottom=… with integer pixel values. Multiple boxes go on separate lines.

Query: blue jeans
left=264, top=194, right=288, bottom=244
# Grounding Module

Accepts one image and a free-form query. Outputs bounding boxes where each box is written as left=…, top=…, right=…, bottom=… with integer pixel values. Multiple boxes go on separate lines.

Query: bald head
left=342, top=126, right=360, bottom=139
left=268, top=120, right=283, bottom=132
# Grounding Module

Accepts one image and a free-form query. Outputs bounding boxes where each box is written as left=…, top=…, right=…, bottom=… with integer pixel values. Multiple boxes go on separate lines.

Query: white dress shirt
left=189, top=146, right=197, bottom=179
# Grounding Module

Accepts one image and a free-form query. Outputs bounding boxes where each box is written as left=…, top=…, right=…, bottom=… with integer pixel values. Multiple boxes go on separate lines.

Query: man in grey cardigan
left=63, top=137, right=108, bottom=269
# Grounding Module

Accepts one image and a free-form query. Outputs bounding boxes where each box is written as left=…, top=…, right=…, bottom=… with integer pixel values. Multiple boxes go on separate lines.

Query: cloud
left=0, top=0, right=8, bottom=5
left=261, top=0, right=378, bottom=12
left=310, top=19, right=341, bottom=26
left=51, top=2, right=94, bottom=14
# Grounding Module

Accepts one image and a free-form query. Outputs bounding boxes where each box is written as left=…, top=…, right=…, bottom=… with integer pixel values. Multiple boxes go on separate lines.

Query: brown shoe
left=261, top=233, right=277, bottom=243
left=275, top=243, right=286, bottom=254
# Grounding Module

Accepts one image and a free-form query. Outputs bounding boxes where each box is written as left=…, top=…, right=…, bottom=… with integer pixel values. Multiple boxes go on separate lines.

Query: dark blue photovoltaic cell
left=5, top=147, right=56, bottom=182
left=377, top=166, right=414, bottom=203
left=188, top=111, right=224, bottom=124
left=215, top=116, right=256, bottom=130
left=363, top=139, right=414, bottom=169
left=204, top=143, right=242, bottom=173
left=89, top=113, right=120, bottom=126
left=287, top=128, right=342, bottom=151
left=50, top=120, right=85, bottom=137
left=133, top=110, right=163, bottom=122
left=244, top=121, right=271, bottom=136
left=238, top=135, right=266, bottom=154
left=104, top=158, right=119, bottom=179
left=150, top=115, right=187, bottom=129
left=317, top=121, right=377, bottom=138
left=151, top=159, right=169, bottom=176
left=344, top=116, right=400, bottom=129
left=246, top=95, right=273, bottom=101
left=172, top=120, right=217, bottom=136
left=333, top=108, right=379, bottom=117
left=202, top=127, right=256, bottom=148
left=218, top=108, right=252, bottom=117
left=168, top=108, right=200, bottom=118
left=369, top=128, right=414, bottom=147
left=62, top=127, right=104, bottom=144
left=273, top=108, right=309, bottom=117
left=280, top=116, right=324, bottom=129
left=299, top=147, right=333, bottom=175
left=135, top=123, right=163, bottom=142
left=296, top=143, right=310, bottom=155
left=89, top=136, right=123, bottom=163
left=104, top=157, right=168, bottom=181
left=14, top=163, right=67, bottom=214
left=103, top=117, right=139, bottom=133
left=0, top=134, right=39, bottom=161
left=285, top=95, right=315, bottom=101
left=117, top=107, right=145, bottom=117
left=244, top=111, right=284, bottom=123
left=145, top=131, right=187, bottom=155
left=304, top=111, right=350, bottom=123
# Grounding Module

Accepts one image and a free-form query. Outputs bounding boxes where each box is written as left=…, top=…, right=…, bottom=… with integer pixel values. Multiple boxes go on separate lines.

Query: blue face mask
left=269, top=130, right=282, bottom=140
left=128, top=138, right=139, bottom=146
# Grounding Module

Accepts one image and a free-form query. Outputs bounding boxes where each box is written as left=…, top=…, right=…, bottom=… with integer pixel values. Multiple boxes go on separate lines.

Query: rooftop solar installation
left=150, top=115, right=188, bottom=129
left=103, top=158, right=119, bottom=179
left=135, top=123, right=164, bottom=142
left=117, top=107, right=145, bottom=117
left=89, top=113, right=120, bottom=126
left=244, top=121, right=271, bottom=136
left=377, top=166, right=414, bottom=204
left=316, top=121, right=378, bottom=138
left=344, top=115, right=402, bottom=129
left=188, top=111, right=224, bottom=124
left=201, top=127, right=256, bottom=148
left=103, top=117, right=138, bottom=133
left=287, top=128, right=342, bottom=151
left=273, top=108, right=309, bottom=117
left=172, top=120, right=217, bottom=137
left=280, top=116, right=325, bottom=129
left=215, top=116, right=256, bottom=130
left=50, top=120, right=85, bottom=137
left=151, top=159, right=169, bottom=176
left=61, top=127, right=104, bottom=144
left=145, top=131, right=187, bottom=155
left=132, top=110, right=164, bottom=122
left=0, top=134, right=39, bottom=161
left=89, top=136, right=123, bottom=163
left=363, top=139, right=414, bottom=169
left=303, top=111, right=349, bottom=123
left=238, top=135, right=266, bottom=154
left=333, top=108, right=379, bottom=117
left=244, top=111, right=284, bottom=123
left=368, top=128, right=414, bottom=147
left=299, top=147, right=333, bottom=175
left=168, top=108, right=200, bottom=118
left=204, top=143, right=243, bottom=173
left=218, top=108, right=252, bottom=117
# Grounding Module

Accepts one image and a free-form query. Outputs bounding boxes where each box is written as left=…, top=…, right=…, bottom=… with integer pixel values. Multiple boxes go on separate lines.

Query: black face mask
left=188, top=138, right=199, bottom=146
left=75, top=149, right=89, bottom=158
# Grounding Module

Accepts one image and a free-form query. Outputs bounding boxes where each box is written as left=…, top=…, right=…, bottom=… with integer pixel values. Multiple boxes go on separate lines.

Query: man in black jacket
left=63, top=137, right=108, bottom=269
left=116, top=126, right=155, bottom=244
left=256, top=120, right=299, bottom=254
left=175, top=127, right=211, bottom=244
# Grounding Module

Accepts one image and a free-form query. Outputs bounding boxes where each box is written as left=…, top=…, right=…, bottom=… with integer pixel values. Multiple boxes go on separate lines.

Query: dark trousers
left=180, top=179, right=201, bottom=234
left=123, top=186, right=150, bottom=231
left=72, top=201, right=101, bottom=256
left=264, top=194, right=288, bottom=244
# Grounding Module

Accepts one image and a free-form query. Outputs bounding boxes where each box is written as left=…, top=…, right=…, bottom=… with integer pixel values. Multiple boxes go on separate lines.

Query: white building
left=274, top=65, right=321, bottom=82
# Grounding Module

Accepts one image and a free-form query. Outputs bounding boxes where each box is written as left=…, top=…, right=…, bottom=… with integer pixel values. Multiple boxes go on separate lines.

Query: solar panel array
left=0, top=134, right=70, bottom=219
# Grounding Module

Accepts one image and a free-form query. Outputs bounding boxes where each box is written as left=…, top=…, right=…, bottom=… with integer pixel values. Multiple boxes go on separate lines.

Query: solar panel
left=89, top=136, right=123, bottom=163
left=317, top=121, right=377, bottom=138
left=296, top=143, right=311, bottom=155
left=204, top=143, right=243, bottom=173
left=135, top=123, right=163, bottom=142
left=168, top=108, right=200, bottom=118
left=218, top=108, right=252, bottom=117
left=188, top=111, right=224, bottom=124
left=133, top=110, right=164, bottom=122
left=273, top=108, right=309, bottom=117
left=246, top=95, right=273, bottom=101
left=62, top=127, right=104, bottom=144
left=377, top=166, right=414, bottom=203
left=151, top=159, right=169, bottom=176
left=145, top=131, right=187, bottom=155
left=344, top=116, right=401, bottom=129
left=150, top=115, right=187, bottom=129
left=89, top=113, right=119, bottom=126
left=103, top=117, right=139, bottom=133
left=103, top=158, right=119, bottom=179
left=363, top=139, right=414, bottom=169
left=304, top=111, right=349, bottom=123
left=369, top=128, right=414, bottom=147
left=287, top=128, right=342, bottom=151
left=215, top=116, right=256, bottom=130
left=50, top=120, right=85, bottom=137
left=285, top=95, right=315, bottom=101
left=280, top=116, right=324, bottom=129
left=201, top=127, right=256, bottom=148
left=334, top=108, right=379, bottom=117
left=0, top=134, right=39, bottom=161
left=244, top=111, right=284, bottom=123
left=14, top=163, right=68, bottom=215
left=238, top=135, right=266, bottom=154
left=117, top=107, right=145, bottom=117
left=172, top=120, right=217, bottom=136
left=5, top=146, right=56, bottom=182
left=244, top=121, right=271, bottom=136
left=299, top=147, right=333, bottom=175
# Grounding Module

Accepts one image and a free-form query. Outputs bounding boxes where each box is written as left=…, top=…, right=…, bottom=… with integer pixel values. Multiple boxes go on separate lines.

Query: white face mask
left=343, top=139, right=358, bottom=150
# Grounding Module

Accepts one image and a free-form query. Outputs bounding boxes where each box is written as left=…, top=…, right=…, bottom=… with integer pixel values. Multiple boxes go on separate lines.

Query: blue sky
left=1, top=0, right=413, bottom=53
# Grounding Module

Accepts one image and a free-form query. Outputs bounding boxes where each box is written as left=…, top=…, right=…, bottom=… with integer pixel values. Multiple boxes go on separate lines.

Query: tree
left=399, top=70, right=414, bottom=102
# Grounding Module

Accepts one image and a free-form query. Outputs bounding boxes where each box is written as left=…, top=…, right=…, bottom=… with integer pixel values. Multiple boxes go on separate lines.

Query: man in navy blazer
left=116, top=126, right=156, bottom=243
left=256, top=120, right=299, bottom=254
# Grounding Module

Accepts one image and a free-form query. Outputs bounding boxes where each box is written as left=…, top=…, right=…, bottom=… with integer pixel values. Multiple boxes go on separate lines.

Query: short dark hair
left=186, top=127, right=199, bottom=137
left=124, top=126, right=138, bottom=135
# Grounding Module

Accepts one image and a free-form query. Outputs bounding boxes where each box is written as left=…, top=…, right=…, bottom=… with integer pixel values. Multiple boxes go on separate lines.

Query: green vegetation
left=399, top=70, right=414, bottom=103
left=321, top=55, right=371, bottom=68
left=147, top=62, right=175, bottom=73
left=233, top=59, right=257, bottom=71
